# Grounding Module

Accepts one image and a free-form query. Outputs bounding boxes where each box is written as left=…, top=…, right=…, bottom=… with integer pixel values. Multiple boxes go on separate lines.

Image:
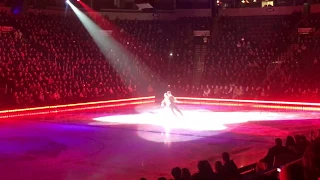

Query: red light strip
left=0, top=100, right=154, bottom=119
left=0, top=96, right=155, bottom=113
left=252, top=104, right=320, bottom=111
left=177, top=97, right=320, bottom=106
left=178, top=101, right=242, bottom=107
left=3, top=96, right=320, bottom=119
left=178, top=98, right=320, bottom=111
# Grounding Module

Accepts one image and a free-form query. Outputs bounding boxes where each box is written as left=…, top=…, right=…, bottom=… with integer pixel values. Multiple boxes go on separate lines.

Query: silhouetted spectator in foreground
left=295, top=135, right=309, bottom=156
left=222, top=152, right=239, bottom=179
left=260, top=138, right=289, bottom=169
left=285, top=136, right=297, bottom=154
left=280, top=139, right=320, bottom=180
left=171, top=167, right=182, bottom=180
left=192, top=160, right=217, bottom=180
left=214, top=161, right=228, bottom=179
left=181, top=168, right=191, bottom=180
left=303, top=139, right=320, bottom=180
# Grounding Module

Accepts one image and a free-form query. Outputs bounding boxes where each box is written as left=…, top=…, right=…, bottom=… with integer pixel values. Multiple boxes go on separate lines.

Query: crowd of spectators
left=1, top=5, right=320, bottom=180
left=0, top=10, right=214, bottom=108
left=140, top=131, right=320, bottom=180
left=261, top=13, right=320, bottom=102
left=159, top=13, right=320, bottom=102
left=0, top=9, right=320, bottom=107
left=199, top=14, right=309, bottom=101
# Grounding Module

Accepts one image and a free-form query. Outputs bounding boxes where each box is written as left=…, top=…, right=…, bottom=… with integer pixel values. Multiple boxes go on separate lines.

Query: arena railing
left=242, top=158, right=302, bottom=180
left=176, top=97, right=320, bottom=111
left=3, top=95, right=320, bottom=118
left=0, top=96, right=155, bottom=118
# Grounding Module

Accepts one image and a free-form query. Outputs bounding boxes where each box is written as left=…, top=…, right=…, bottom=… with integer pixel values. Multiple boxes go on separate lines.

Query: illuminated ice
left=92, top=106, right=320, bottom=143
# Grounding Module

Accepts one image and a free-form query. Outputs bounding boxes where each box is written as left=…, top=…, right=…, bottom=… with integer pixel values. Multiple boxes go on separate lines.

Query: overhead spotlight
left=241, top=0, right=245, bottom=3
left=77, top=0, right=80, bottom=1
left=169, top=53, right=173, bottom=56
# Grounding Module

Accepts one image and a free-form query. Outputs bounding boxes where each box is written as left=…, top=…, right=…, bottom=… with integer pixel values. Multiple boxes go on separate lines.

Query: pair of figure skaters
left=161, top=91, right=183, bottom=116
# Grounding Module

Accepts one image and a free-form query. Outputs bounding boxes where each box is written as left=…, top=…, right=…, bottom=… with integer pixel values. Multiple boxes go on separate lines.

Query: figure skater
left=161, top=93, right=170, bottom=107
left=161, top=91, right=183, bottom=116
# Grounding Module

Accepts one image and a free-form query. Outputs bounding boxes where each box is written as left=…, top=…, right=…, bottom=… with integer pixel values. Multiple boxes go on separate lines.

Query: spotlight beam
left=67, top=2, right=153, bottom=88
left=67, top=2, right=116, bottom=59
left=75, top=1, right=167, bottom=85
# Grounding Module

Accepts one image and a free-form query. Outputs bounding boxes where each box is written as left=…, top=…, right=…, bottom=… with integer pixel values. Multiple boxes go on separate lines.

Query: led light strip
left=178, top=98, right=320, bottom=111
left=178, top=101, right=242, bottom=107
left=252, top=104, right=320, bottom=111
left=0, top=100, right=154, bottom=119
left=177, top=97, right=320, bottom=106
left=0, top=96, right=155, bottom=113
left=2, top=95, right=320, bottom=119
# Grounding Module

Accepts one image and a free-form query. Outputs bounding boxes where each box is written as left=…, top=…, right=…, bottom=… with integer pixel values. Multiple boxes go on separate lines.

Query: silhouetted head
left=275, top=138, right=283, bottom=146
left=222, top=152, right=230, bottom=162
left=303, top=139, right=320, bottom=180
left=198, top=160, right=214, bottom=174
left=181, top=168, right=191, bottom=179
left=286, top=136, right=295, bottom=147
left=214, top=161, right=224, bottom=173
left=140, top=178, right=147, bottom=180
left=171, top=167, right=181, bottom=179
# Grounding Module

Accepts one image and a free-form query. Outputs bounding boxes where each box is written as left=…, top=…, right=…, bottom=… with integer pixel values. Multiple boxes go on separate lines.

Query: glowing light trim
left=177, top=97, right=320, bottom=106
left=178, top=101, right=242, bottom=107
left=177, top=97, right=320, bottom=111
left=0, top=100, right=154, bottom=119
left=0, top=96, right=154, bottom=113
left=252, top=105, right=320, bottom=111
left=2, top=95, right=320, bottom=119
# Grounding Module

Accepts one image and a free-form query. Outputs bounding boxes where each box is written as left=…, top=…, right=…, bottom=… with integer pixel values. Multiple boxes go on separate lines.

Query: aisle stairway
left=211, top=17, right=219, bottom=40
left=192, top=45, right=207, bottom=85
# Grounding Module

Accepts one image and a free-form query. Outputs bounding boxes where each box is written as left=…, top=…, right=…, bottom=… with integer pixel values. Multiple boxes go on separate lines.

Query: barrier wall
left=219, top=5, right=303, bottom=16
left=0, top=96, right=155, bottom=118
left=175, top=9, right=211, bottom=17
left=100, top=10, right=175, bottom=20
left=176, top=97, right=320, bottom=111
left=2, top=4, right=320, bottom=20
left=0, top=6, right=211, bottom=20
left=94, top=9, right=212, bottom=20
left=3, top=96, right=320, bottom=119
